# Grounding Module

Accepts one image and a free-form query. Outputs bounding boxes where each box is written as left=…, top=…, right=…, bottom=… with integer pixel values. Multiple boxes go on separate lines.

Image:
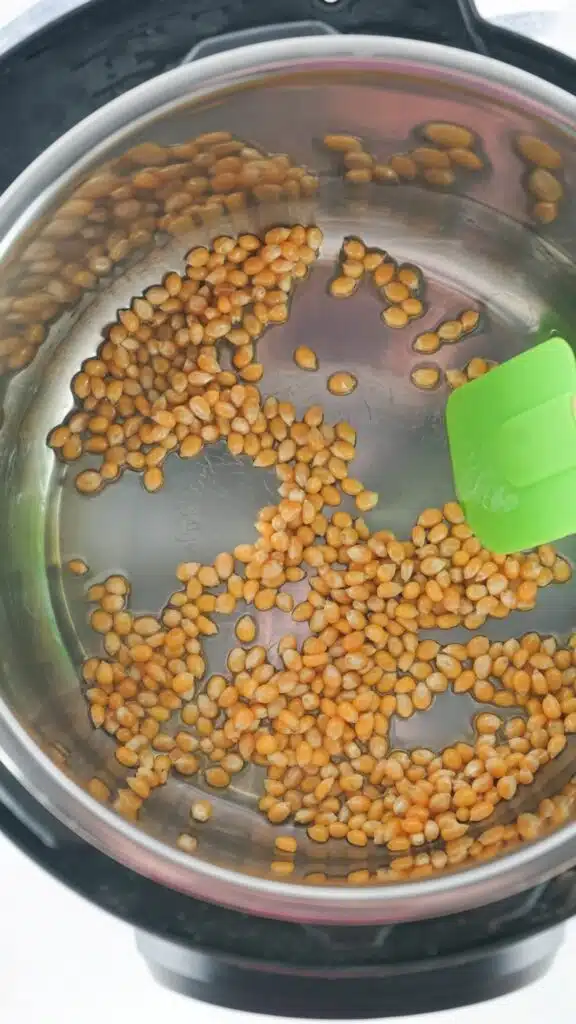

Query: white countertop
left=2, top=0, right=576, bottom=1020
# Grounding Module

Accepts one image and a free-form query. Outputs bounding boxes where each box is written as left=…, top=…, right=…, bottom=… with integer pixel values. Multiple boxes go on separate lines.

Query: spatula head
left=446, top=337, right=576, bottom=553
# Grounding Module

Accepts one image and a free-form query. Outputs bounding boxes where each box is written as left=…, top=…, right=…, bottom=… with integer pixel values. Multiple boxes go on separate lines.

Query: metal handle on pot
left=179, top=0, right=576, bottom=98
left=183, top=20, right=339, bottom=63
left=181, top=2, right=487, bottom=63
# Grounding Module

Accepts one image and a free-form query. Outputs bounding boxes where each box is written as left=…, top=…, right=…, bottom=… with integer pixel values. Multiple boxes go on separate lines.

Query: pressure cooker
left=1, top=0, right=576, bottom=1017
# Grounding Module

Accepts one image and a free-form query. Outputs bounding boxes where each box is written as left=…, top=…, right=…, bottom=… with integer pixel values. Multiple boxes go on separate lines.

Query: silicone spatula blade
left=446, top=337, right=576, bottom=554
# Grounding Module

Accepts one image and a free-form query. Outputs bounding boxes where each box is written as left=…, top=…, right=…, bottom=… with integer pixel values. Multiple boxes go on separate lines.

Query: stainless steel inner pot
left=0, top=35, right=575, bottom=925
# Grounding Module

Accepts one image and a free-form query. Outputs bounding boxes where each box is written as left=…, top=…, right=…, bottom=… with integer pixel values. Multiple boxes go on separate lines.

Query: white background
left=1, top=0, right=576, bottom=1020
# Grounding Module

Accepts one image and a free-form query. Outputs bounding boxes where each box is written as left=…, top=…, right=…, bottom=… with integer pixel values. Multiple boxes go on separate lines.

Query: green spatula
left=446, top=336, right=576, bottom=554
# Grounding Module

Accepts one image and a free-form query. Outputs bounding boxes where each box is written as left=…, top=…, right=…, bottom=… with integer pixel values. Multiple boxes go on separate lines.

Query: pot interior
left=0, top=51, right=575, bottom=903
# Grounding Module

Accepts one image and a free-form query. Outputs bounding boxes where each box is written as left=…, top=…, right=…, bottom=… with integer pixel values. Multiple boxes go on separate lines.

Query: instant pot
left=1, top=0, right=576, bottom=1017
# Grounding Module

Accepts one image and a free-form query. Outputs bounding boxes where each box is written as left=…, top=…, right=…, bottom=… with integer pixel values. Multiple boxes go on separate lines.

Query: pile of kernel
left=0, top=133, right=318, bottom=375
left=2, top=120, right=565, bottom=386
left=74, top=390, right=573, bottom=866
left=329, top=236, right=426, bottom=330
left=48, top=226, right=322, bottom=493
left=515, top=133, right=564, bottom=224
left=323, top=121, right=485, bottom=189
left=50, top=228, right=575, bottom=883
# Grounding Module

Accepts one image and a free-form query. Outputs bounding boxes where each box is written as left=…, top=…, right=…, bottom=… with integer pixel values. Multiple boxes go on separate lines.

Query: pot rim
left=1, top=33, right=576, bottom=924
